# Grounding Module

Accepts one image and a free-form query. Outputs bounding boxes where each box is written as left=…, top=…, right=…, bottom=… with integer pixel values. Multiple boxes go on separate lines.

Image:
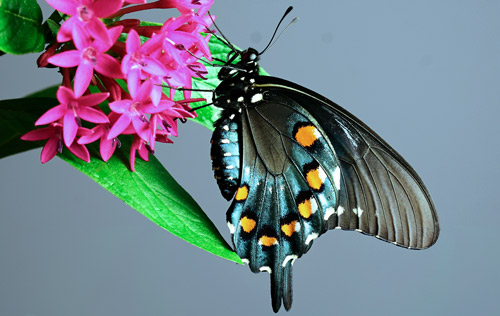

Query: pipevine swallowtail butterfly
left=208, top=7, right=439, bottom=312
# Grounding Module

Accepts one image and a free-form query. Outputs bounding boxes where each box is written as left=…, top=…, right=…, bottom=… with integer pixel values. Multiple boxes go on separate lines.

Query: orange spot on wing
left=235, top=185, right=249, bottom=201
left=240, top=216, right=256, bottom=233
left=281, top=220, right=298, bottom=237
left=259, top=235, right=278, bottom=247
left=295, top=125, right=319, bottom=147
left=306, top=169, right=323, bottom=190
left=298, top=199, right=313, bottom=219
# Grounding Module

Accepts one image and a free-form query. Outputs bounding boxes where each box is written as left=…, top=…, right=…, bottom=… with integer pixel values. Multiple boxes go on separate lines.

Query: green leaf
left=0, top=96, right=241, bottom=264
left=60, top=140, right=241, bottom=264
left=0, top=0, right=45, bottom=54
left=25, top=85, right=58, bottom=98
left=0, top=97, right=58, bottom=158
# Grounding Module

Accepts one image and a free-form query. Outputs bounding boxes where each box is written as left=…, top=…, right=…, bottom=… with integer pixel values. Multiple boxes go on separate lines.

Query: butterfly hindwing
left=222, top=99, right=342, bottom=311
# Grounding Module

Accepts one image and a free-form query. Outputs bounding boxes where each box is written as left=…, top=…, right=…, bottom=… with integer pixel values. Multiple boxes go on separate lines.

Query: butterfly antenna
left=207, top=11, right=240, bottom=55
left=188, top=102, right=213, bottom=113
left=258, top=6, right=296, bottom=55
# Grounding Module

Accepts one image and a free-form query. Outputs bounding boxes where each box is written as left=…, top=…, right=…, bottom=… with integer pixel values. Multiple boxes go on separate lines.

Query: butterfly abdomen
left=210, top=110, right=241, bottom=201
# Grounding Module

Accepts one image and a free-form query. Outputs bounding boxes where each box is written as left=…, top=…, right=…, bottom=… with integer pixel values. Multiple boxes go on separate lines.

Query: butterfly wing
left=214, top=74, right=439, bottom=313
left=254, top=76, right=440, bottom=249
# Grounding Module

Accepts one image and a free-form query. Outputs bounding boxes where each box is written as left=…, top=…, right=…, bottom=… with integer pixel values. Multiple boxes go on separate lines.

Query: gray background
left=1, top=0, right=499, bottom=315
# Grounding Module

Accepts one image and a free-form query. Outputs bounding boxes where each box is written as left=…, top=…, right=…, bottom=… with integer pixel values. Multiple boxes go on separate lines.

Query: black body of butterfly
left=209, top=27, right=439, bottom=314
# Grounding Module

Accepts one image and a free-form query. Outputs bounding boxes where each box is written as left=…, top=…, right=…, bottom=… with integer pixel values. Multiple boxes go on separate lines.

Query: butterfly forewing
left=253, top=76, right=439, bottom=249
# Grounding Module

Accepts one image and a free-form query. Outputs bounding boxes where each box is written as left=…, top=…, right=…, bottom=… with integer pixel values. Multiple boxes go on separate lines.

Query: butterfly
left=208, top=7, right=439, bottom=313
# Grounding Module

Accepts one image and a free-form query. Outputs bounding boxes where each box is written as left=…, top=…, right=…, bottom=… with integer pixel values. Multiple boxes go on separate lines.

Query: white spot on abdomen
left=227, top=222, right=235, bottom=234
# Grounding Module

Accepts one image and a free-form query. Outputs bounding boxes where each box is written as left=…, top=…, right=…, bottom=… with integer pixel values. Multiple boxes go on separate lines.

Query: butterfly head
left=213, top=47, right=264, bottom=110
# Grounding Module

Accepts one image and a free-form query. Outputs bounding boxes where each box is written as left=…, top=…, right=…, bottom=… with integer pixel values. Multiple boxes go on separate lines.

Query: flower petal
left=95, top=53, right=124, bottom=79
left=142, top=56, right=169, bottom=77
left=40, top=136, right=60, bottom=164
left=126, top=29, right=141, bottom=54
left=48, top=50, right=81, bottom=67
left=126, top=68, right=141, bottom=98
left=72, top=22, right=92, bottom=50
left=35, top=105, right=65, bottom=125
left=77, top=106, right=109, bottom=123
left=107, top=114, right=131, bottom=139
left=68, top=142, right=90, bottom=162
left=92, top=0, right=123, bottom=18
left=78, top=92, right=109, bottom=107
left=78, top=126, right=104, bottom=144
left=100, top=137, right=117, bottom=161
left=86, top=18, right=112, bottom=45
left=45, top=0, right=79, bottom=16
left=56, top=86, right=76, bottom=104
left=135, top=80, right=153, bottom=101
left=63, top=111, right=78, bottom=146
left=74, top=61, right=94, bottom=97
left=109, top=100, right=131, bottom=114
left=131, top=117, right=150, bottom=141
left=21, top=126, right=55, bottom=141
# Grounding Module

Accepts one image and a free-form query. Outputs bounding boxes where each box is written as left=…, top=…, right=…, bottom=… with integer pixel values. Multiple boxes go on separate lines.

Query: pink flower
left=21, top=122, right=90, bottom=163
left=121, top=30, right=168, bottom=98
left=48, top=24, right=124, bottom=97
left=108, top=80, right=173, bottom=141
left=46, top=0, right=124, bottom=44
left=78, top=113, right=121, bottom=161
left=155, top=0, right=214, bottom=16
left=35, top=86, right=109, bottom=146
left=129, top=135, right=150, bottom=171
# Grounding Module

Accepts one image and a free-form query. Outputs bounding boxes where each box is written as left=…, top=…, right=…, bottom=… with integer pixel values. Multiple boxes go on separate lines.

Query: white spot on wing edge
left=259, top=266, right=272, bottom=274
left=305, top=233, right=319, bottom=245
left=241, top=258, right=249, bottom=265
left=337, top=205, right=345, bottom=215
left=251, top=93, right=263, bottom=103
left=324, top=207, right=336, bottom=221
left=333, top=167, right=341, bottom=191
left=356, top=207, right=364, bottom=217
left=227, top=222, right=235, bottom=234
left=282, top=255, right=298, bottom=267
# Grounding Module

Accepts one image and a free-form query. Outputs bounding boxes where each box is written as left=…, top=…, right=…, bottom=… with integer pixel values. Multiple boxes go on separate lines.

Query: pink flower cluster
left=23, top=0, right=214, bottom=170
